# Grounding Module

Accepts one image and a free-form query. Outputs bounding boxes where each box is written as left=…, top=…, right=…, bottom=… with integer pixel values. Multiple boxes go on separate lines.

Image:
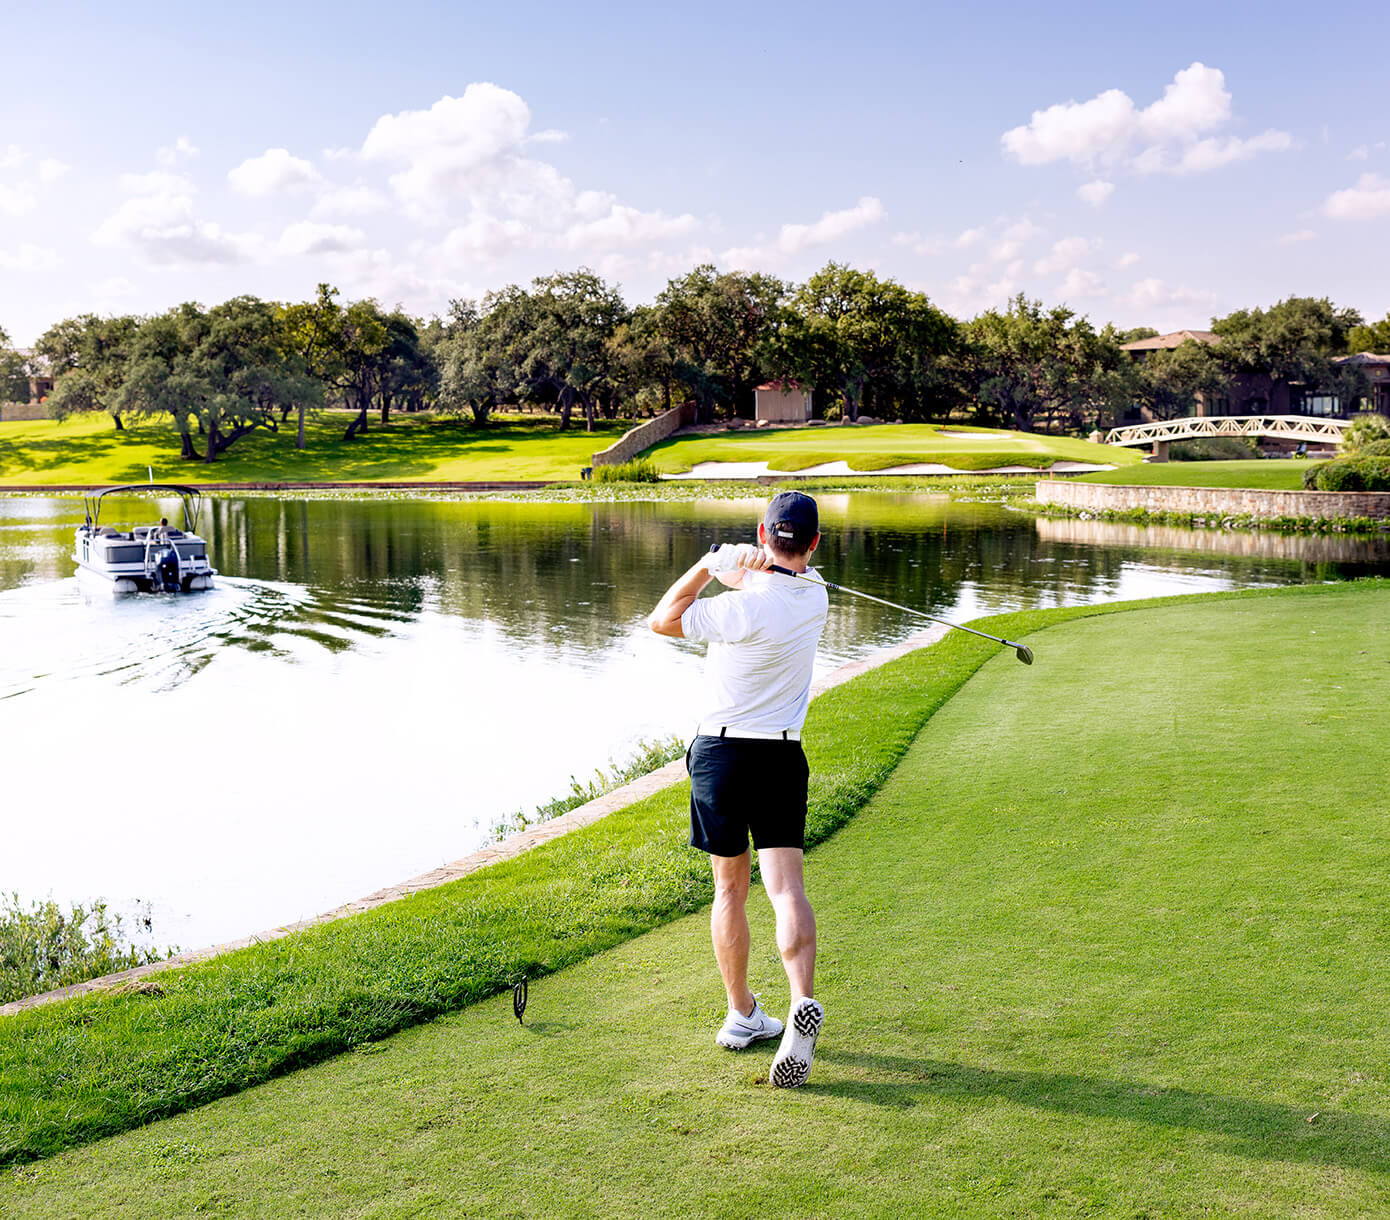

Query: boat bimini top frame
left=83, top=484, right=205, bottom=534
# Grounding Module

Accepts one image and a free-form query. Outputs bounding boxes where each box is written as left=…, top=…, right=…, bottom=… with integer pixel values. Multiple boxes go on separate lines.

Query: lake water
left=3, top=490, right=1387, bottom=955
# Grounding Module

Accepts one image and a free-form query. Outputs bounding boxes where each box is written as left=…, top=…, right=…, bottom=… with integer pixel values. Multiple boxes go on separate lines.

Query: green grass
left=0, top=413, right=630, bottom=486
left=647, top=423, right=1144, bottom=474
left=2, top=581, right=1385, bottom=1217
left=1074, top=459, right=1310, bottom=489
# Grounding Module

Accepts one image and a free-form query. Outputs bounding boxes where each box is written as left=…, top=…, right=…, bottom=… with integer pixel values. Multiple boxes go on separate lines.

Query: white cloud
left=1120, top=277, right=1215, bottom=311
left=1114, top=251, right=1140, bottom=269
left=37, top=159, right=69, bottom=184
left=1002, top=62, right=1291, bottom=177
left=1277, top=229, right=1317, bottom=244
left=156, top=136, right=198, bottom=167
left=775, top=196, right=883, bottom=253
left=564, top=204, right=698, bottom=250
left=361, top=83, right=532, bottom=218
left=279, top=221, right=366, bottom=256
left=441, top=214, right=535, bottom=260
left=93, top=174, right=255, bottom=266
left=0, top=243, right=60, bottom=271
left=1077, top=179, right=1115, bottom=207
left=1057, top=267, right=1105, bottom=298
left=954, top=227, right=984, bottom=248
left=526, top=129, right=568, bottom=145
left=0, top=145, right=24, bottom=170
left=1034, top=236, right=1094, bottom=275
left=1323, top=173, right=1390, bottom=220
left=1163, top=129, right=1293, bottom=174
left=0, top=183, right=35, bottom=215
left=91, top=276, right=136, bottom=301
left=1349, top=145, right=1370, bottom=161
left=892, top=231, right=946, bottom=256
left=228, top=148, right=322, bottom=196
left=311, top=184, right=391, bottom=218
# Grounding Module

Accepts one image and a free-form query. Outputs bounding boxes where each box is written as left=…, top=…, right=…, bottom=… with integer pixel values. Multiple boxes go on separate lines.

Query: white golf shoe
left=769, top=997, right=823, bottom=1088
left=715, top=999, right=784, bottom=1050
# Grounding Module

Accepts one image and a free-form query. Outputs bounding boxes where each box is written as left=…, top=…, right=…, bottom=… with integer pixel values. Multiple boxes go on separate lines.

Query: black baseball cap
left=763, top=491, right=819, bottom=550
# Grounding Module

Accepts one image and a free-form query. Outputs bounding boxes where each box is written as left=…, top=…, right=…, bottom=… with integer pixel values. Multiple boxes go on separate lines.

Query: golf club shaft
left=706, top=544, right=1026, bottom=652
left=770, top=565, right=1026, bottom=649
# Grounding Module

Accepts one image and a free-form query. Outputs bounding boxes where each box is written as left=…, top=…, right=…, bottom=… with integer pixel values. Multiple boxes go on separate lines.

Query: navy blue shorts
left=686, top=735, right=809, bottom=857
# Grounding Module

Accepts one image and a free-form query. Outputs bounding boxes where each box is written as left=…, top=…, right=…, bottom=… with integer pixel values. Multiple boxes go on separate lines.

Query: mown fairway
left=649, top=422, right=1141, bottom=474
left=1074, top=459, right=1309, bottom=490
left=2, top=583, right=1386, bottom=1217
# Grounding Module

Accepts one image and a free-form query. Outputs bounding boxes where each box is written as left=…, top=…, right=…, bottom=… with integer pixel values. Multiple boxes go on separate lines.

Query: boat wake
left=0, top=576, right=417, bottom=699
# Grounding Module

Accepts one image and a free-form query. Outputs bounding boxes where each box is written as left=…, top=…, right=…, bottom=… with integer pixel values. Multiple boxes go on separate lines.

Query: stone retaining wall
left=0, top=402, right=47, bottom=422
left=1035, top=479, right=1390, bottom=521
left=592, top=402, right=696, bottom=467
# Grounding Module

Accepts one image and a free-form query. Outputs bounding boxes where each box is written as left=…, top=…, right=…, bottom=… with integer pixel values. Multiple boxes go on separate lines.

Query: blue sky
left=2, top=0, right=1388, bottom=343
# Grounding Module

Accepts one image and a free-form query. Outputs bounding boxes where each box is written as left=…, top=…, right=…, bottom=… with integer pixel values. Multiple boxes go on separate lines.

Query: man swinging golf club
left=648, top=490, right=827, bottom=1088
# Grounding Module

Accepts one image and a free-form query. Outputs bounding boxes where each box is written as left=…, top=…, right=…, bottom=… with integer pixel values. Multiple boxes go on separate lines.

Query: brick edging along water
left=2, top=625, right=948, bottom=1015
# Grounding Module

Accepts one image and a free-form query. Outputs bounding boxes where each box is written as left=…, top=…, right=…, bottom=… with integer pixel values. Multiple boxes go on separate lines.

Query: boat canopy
left=83, top=484, right=205, bottom=533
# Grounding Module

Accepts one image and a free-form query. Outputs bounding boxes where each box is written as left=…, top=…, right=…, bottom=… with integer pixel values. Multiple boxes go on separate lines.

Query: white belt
left=697, top=724, right=801, bottom=741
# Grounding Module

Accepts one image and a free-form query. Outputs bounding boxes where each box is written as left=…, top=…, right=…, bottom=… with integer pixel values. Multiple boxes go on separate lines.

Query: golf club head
left=1014, top=643, right=1034, bottom=666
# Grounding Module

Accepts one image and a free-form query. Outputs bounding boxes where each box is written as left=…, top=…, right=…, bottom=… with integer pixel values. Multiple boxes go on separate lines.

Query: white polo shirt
left=680, top=569, right=829, bottom=735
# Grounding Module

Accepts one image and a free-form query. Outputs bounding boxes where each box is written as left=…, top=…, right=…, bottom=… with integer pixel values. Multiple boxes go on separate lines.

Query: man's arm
left=648, top=560, right=713, bottom=638
left=648, top=545, right=771, bottom=638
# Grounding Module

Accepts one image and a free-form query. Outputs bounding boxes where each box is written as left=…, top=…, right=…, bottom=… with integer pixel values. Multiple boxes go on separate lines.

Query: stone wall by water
left=1035, top=479, right=1390, bottom=521
left=591, top=402, right=696, bottom=467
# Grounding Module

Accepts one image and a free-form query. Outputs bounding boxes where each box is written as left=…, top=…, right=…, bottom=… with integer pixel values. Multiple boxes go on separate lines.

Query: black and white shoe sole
left=769, top=999, right=823, bottom=1088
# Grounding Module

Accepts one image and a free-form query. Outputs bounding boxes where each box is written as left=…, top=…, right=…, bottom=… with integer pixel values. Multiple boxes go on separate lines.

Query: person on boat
left=647, top=491, right=828, bottom=1088
left=150, top=517, right=170, bottom=541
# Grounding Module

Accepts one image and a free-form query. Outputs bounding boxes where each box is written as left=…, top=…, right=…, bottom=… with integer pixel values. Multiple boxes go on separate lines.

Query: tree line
left=3, top=264, right=1386, bottom=462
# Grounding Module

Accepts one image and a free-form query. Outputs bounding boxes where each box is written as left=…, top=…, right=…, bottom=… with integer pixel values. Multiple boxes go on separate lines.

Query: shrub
left=1, top=894, right=168, bottom=1005
left=1340, top=412, right=1390, bottom=453
left=1302, top=462, right=1326, bottom=490
left=592, top=457, right=661, bottom=483
left=1353, top=438, right=1390, bottom=459
left=1169, top=436, right=1260, bottom=461
left=1310, top=455, right=1390, bottom=491
left=822, top=404, right=843, bottom=422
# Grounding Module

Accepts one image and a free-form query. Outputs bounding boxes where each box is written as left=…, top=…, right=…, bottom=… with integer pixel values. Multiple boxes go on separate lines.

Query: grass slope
left=1074, top=459, right=1309, bottom=490
left=4, top=581, right=1387, bottom=1217
left=646, top=423, right=1143, bottom=474
left=0, top=414, right=629, bottom=486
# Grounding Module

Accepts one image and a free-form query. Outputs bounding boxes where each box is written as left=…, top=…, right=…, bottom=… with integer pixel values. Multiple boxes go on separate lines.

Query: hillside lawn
left=3, top=580, right=1387, bottom=1217
left=1073, top=459, right=1309, bottom=490
left=0, top=415, right=1139, bottom=486
left=0, top=413, right=630, bottom=486
left=648, top=422, right=1143, bottom=474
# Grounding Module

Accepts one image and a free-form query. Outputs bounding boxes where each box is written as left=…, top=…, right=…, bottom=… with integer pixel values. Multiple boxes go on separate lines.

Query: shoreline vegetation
left=1, top=582, right=1382, bottom=1172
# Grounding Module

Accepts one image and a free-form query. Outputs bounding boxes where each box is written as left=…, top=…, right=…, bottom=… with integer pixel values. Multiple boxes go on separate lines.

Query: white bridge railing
left=1105, top=415, right=1348, bottom=448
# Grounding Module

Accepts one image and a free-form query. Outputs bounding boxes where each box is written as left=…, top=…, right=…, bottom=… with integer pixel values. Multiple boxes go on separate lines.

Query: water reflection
left=2, top=491, right=1387, bottom=955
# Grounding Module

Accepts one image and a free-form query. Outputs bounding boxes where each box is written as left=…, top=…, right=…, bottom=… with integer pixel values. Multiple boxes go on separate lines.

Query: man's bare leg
left=757, top=847, right=815, bottom=1000
left=709, top=850, right=755, bottom=1015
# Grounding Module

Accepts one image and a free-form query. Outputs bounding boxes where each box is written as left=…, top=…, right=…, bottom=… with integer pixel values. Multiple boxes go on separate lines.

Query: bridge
left=1103, top=415, right=1348, bottom=460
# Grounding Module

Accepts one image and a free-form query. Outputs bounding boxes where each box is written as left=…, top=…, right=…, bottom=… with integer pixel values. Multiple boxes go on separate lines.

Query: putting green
left=4, top=584, right=1387, bottom=1217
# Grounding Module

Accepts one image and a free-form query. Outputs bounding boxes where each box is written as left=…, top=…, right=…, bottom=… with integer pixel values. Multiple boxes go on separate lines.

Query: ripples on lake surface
left=2, top=490, right=1387, bottom=955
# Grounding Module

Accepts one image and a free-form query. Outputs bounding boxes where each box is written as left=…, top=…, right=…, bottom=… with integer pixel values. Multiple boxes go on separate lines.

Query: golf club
left=708, top=544, right=1035, bottom=664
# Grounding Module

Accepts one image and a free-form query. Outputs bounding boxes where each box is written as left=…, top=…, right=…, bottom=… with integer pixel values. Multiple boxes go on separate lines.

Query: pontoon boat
left=73, top=484, right=216, bottom=593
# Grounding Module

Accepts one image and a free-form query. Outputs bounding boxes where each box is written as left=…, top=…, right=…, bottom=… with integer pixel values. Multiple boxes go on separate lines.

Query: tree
left=1346, top=313, right=1390, bottom=354
left=655, top=265, right=786, bottom=422
left=115, top=297, right=321, bottom=462
left=435, top=298, right=508, bottom=425
left=1134, top=339, right=1229, bottom=421
left=35, top=314, right=142, bottom=429
left=1210, top=297, right=1365, bottom=412
left=780, top=263, right=957, bottom=421
left=966, top=295, right=1123, bottom=433
left=0, top=326, right=29, bottom=403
